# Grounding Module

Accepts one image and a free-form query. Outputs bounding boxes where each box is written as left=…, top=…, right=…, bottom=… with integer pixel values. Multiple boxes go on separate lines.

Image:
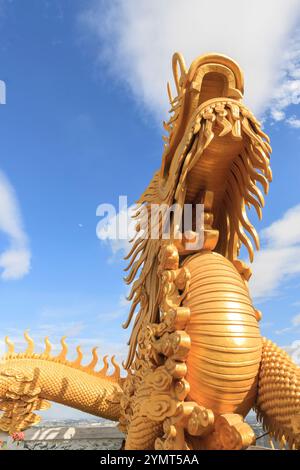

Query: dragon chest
left=183, top=251, right=262, bottom=416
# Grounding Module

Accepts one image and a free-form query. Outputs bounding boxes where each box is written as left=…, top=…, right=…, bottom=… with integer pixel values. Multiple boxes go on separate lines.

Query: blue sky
left=1, top=0, right=300, bottom=420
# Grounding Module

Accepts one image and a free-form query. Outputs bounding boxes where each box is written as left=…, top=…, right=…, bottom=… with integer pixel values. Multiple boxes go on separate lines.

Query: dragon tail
left=0, top=333, right=123, bottom=433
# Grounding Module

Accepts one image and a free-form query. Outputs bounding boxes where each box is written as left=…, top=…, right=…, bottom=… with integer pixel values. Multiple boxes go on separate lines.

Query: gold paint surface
left=184, top=251, right=261, bottom=415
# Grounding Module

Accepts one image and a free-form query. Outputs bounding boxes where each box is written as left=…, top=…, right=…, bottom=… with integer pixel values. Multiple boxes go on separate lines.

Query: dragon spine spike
left=97, top=354, right=109, bottom=376
left=85, top=346, right=98, bottom=371
left=167, top=81, right=173, bottom=105
left=1, top=333, right=121, bottom=382
left=4, top=336, right=15, bottom=355
left=44, top=336, right=52, bottom=356
left=56, top=336, right=68, bottom=361
left=110, top=356, right=121, bottom=380
left=71, top=346, right=83, bottom=367
left=24, top=331, right=34, bottom=356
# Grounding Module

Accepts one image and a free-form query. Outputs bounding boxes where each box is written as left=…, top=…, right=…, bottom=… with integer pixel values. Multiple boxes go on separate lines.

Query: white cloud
left=261, top=205, right=300, bottom=248
left=269, top=31, right=300, bottom=125
left=0, top=171, right=30, bottom=280
left=96, top=202, right=137, bottom=260
left=284, top=339, right=300, bottom=364
left=286, top=115, right=300, bottom=128
left=0, top=80, right=6, bottom=105
left=292, top=313, right=300, bottom=325
left=80, top=0, right=300, bottom=122
left=276, top=313, right=300, bottom=334
left=250, top=204, right=300, bottom=299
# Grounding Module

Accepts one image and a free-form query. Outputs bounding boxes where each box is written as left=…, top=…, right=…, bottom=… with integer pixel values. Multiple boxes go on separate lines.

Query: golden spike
left=217, top=114, right=232, bottom=137
left=226, top=101, right=240, bottom=120
left=203, top=120, right=215, bottom=148
left=250, top=170, right=269, bottom=195
left=98, top=355, right=109, bottom=376
left=279, top=435, right=287, bottom=450
left=241, top=202, right=260, bottom=250
left=131, top=208, right=142, bottom=219
left=124, top=252, right=147, bottom=284
left=193, top=116, right=202, bottom=135
left=225, top=191, right=254, bottom=262
left=248, top=151, right=267, bottom=174
left=124, top=240, right=147, bottom=271
left=5, top=336, right=15, bottom=355
left=250, top=144, right=271, bottom=175
left=126, top=279, right=139, bottom=302
left=124, top=239, right=147, bottom=271
left=124, top=308, right=146, bottom=369
left=86, top=347, right=98, bottom=371
left=228, top=174, right=260, bottom=250
left=163, top=120, right=172, bottom=133
left=122, top=296, right=139, bottom=329
left=56, top=336, right=68, bottom=361
left=24, top=331, right=34, bottom=356
left=241, top=116, right=263, bottom=148
left=252, top=120, right=271, bottom=144
left=168, top=101, right=181, bottom=113
left=167, top=113, right=179, bottom=125
left=267, top=166, right=273, bottom=182
left=268, top=437, right=275, bottom=450
left=124, top=237, right=145, bottom=261
left=244, top=157, right=269, bottom=194
left=44, top=337, right=52, bottom=357
left=246, top=192, right=262, bottom=220
left=167, top=81, right=173, bottom=105
left=255, top=130, right=272, bottom=154
left=128, top=231, right=140, bottom=245
left=235, top=157, right=265, bottom=209
left=232, top=118, right=242, bottom=139
left=72, top=346, right=83, bottom=367
left=252, top=145, right=271, bottom=176
left=249, top=180, right=265, bottom=207
left=110, top=356, right=121, bottom=380
left=230, top=163, right=247, bottom=198
left=172, top=52, right=187, bottom=95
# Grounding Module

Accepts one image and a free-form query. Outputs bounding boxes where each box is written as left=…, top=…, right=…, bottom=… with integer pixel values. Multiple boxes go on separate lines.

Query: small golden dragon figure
left=0, top=52, right=300, bottom=450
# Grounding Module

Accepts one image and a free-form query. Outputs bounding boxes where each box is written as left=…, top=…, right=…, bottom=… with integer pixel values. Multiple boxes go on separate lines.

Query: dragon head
left=123, top=52, right=272, bottom=368
left=138, top=52, right=272, bottom=262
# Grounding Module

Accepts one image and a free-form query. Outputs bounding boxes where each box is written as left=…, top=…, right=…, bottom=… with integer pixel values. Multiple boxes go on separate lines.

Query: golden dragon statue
left=1, top=52, right=300, bottom=451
